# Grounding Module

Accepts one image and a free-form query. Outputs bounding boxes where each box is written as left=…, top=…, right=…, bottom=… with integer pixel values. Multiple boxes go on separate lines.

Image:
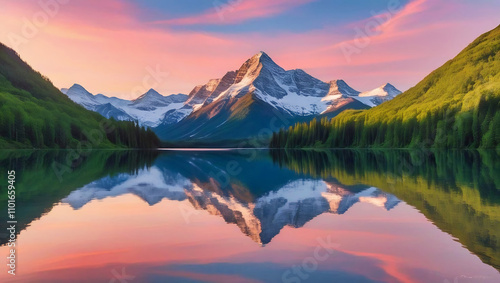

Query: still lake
left=0, top=149, right=499, bottom=283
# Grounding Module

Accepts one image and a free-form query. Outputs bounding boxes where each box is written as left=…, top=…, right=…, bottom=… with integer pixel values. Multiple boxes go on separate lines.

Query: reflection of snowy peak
left=183, top=179, right=400, bottom=244
left=61, top=167, right=190, bottom=208
left=185, top=184, right=263, bottom=244
left=62, top=168, right=400, bottom=245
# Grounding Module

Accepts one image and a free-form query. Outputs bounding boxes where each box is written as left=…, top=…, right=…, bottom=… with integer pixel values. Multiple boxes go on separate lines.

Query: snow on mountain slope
left=354, top=83, right=402, bottom=107
left=132, top=89, right=188, bottom=109
left=63, top=84, right=190, bottom=127
left=359, top=83, right=401, bottom=97
left=207, top=52, right=332, bottom=116
left=181, top=52, right=398, bottom=117
left=326, top=79, right=361, bottom=98
left=185, top=78, right=224, bottom=111
left=94, top=103, right=134, bottom=121
left=63, top=84, right=100, bottom=109
left=160, top=106, right=195, bottom=125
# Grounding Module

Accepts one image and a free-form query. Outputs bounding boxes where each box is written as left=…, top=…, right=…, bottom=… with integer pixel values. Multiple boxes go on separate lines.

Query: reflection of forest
left=0, top=150, right=159, bottom=246
left=270, top=149, right=500, bottom=270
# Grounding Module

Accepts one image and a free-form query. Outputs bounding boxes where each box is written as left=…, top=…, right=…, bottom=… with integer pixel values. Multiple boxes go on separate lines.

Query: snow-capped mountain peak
left=353, top=83, right=402, bottom=107
left=133, top=88, right=163, bottom=102
left=326, top=80, right=361, bottom=98
left=232, top=51, right=284, bottom=86
left=64, top=84, right=99, bottom=109
left=380, top=83, right=401, bottom=96
left=359, top=83, right=401, bottom=98
left=132, top=89, right=188, bottom=110
left=67, top=83, right=93, bottom=96
left=250, top=51, right=274, bottom=64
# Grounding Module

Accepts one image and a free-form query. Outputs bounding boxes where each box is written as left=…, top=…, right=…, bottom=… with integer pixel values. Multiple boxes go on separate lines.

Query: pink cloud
left=153, top=0, right=314, bottom=26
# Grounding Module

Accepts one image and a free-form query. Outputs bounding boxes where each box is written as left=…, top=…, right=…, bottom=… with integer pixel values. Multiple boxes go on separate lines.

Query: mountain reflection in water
left=0, top=149, right=499, bottom=283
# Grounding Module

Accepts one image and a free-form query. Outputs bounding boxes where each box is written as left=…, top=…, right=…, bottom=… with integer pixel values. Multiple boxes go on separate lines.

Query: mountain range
left=63, top=52, right=400, bottom=142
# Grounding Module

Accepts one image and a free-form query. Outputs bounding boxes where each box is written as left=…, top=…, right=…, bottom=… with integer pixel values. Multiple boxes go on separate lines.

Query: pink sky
left=0, top=0, right=499, bottom=99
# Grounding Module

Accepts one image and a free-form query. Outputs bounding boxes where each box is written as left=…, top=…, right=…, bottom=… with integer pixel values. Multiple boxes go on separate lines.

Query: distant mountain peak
left=245, top=51, right=279, bottom=69
left=253, top=51, right=269, bottom=58
left=146, top=88, right=160, bottom=94
left=329, top=79, right=345, bottom=84
left=327, top=80, right=360, bottom=97
left=356, top=83, right=402, bottom=107
left=66, top=83, right=94, bottom=100
left=137, top=88, right=162, bottom=99
left=380, top=83, right=400, bottom=92
left=68, top=83, right=90, bottom=93
left=70, top=83, right=86, bottom=89
left=132, top=88, right=166, bottom=104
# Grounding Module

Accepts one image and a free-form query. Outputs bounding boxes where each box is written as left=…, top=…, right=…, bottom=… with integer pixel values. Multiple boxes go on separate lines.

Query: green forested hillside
left=0, top=43, right=159, bottom=148
left=271, top=25, right=500, bottom=149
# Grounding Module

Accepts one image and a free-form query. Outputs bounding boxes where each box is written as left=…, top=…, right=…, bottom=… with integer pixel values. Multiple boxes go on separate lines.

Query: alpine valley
left=63, top=52, right=401, bottom=143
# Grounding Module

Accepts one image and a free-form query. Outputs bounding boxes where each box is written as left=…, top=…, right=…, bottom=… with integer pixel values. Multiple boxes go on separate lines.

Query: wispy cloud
left=153, top=0, right=314, bottom=26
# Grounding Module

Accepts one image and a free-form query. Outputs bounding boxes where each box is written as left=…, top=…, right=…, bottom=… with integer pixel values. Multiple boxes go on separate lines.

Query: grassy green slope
left=272, top=24, right=500, bottom=149
left=0, top=43, right=159, bottom=148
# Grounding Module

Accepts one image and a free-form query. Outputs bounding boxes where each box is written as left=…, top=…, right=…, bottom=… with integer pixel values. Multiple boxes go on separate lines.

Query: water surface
left=0, top=149, right=499, bottom=283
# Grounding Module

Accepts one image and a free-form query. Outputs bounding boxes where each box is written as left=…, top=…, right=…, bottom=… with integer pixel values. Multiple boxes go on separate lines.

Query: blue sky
left=130, top=0, right=412, bottom=34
